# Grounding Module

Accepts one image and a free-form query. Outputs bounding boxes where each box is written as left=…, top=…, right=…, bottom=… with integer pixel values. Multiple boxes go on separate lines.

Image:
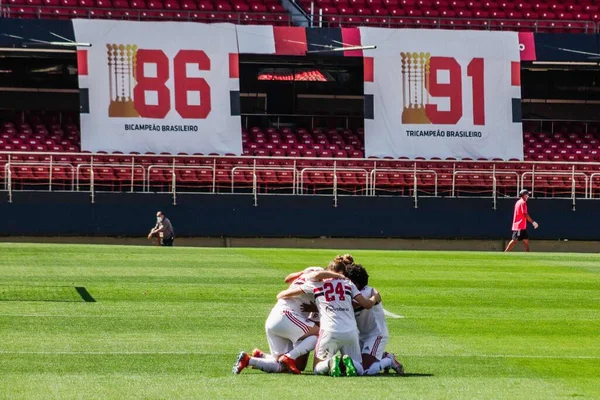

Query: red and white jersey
left=301, top=278, right=360, bottom=333
left=354, top=285, right=389, bottom=340
left=273, top=267, right=323, bottom=315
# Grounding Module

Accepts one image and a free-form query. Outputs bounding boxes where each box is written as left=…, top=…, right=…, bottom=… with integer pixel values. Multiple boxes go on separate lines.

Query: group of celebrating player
left=232, top=254, right=404, bottom=377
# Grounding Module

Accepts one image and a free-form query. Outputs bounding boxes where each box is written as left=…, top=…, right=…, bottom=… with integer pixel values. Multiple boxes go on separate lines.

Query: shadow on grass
left=0, top=285, right=96, bottom=303
left=370, top=373, right=434, bottom=378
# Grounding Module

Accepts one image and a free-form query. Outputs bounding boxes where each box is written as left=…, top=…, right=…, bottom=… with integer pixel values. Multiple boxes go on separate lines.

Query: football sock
left=287, top=336, right=318, bottom=359
left=352, top=359, right=365, bottom=376
left=248, top=357, right=282, bottom=373
left=314, top=360, right=330, bottom=375
left=366, top=357, right=393, bottom=375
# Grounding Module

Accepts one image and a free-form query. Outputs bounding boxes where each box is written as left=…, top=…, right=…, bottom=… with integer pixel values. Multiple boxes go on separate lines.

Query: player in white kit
left=346, top=263, right=404, bottom=375
left=277, top=261, right=380, bottom=377
left=287, top=255, right=354, bottom=327
left=233, top=267, right=344, bottom=375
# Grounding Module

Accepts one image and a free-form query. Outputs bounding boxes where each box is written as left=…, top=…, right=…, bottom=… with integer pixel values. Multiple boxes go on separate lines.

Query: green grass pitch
left=0, top=243, right=599, bottom=399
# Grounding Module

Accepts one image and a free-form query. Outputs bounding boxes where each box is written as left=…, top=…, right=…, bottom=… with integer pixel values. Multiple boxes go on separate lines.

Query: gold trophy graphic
left=401, top=51, right=431, bottom=124
left=107, top=43, right=139, bottom=118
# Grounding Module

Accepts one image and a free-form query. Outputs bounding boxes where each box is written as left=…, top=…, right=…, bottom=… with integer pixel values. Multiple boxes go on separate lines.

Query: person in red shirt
left=505, top=189, right=539, bottom=252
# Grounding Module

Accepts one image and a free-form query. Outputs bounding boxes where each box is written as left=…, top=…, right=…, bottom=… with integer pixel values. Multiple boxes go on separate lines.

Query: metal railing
left=90, top=163, right=95, bottom=204
left=4, top=162, right=76, bottom=192
left=452, top=170, right=520, bottom=198
left=147, top=164, right=216, bottom=193
left=3, top=151, right=600, bottom=206
left=521, top=169, right=589, bottom=210
left=231, top=165, right=297, bottom=194
left=75, top=163, right=145, bottom=192
left=522, top=170, right=589, bottom=197
left=590, top=173, right=600, bottom=199
left=6, top=168, right=12, bottom=204
left=370, top=168, right=438, bottom=197
left=298, top=167, right=370, bottom=195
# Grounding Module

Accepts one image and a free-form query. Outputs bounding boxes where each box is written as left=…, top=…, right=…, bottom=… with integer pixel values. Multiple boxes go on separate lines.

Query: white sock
left=287, top=336, right=318, bottom=359
left=353, top=359, right=365, bottom=376
left=365, top=357, right=393, bottom=375
left=248, top=357, right=282, bottom=373
left=314, top=360, right=330, bottom=375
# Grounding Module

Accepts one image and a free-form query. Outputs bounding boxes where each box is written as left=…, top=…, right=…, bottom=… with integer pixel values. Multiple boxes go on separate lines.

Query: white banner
left=360, top=28, right=523, bottom=160
left=73, top=20, right=241, bottom=155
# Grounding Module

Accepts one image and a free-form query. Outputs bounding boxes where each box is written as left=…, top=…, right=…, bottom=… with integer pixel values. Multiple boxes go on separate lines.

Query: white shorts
left=360, top=335, right=389, bottom=360
left=315, top=329, right=362, bottom=367
left=265, top=308, right=315, bottom=358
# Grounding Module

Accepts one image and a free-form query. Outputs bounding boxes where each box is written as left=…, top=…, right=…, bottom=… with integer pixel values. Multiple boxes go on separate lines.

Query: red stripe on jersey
left=283, top=310, right=306, bottom=333
left=314, top=287, right=323, bottom=292
left=370, top=337, right=378, bottom=356
left=371, top=336, right=382, bottom=357
left=284, top=310, right=309, bottom=334
left=288, top=312, right=310, bottom=333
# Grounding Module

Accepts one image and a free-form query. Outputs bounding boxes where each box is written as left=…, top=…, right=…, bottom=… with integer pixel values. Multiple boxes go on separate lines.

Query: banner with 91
left=361, top=28, right=523, bottom=161
left=73, top=20, right=241, bottom=155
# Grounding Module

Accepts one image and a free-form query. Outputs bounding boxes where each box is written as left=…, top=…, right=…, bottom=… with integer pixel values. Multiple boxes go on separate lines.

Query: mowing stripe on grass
left=0, top=285, right=96, bottom=303
left=0, top=351, right=598, bottom=359
left=0, top=286, right=83, bottom=302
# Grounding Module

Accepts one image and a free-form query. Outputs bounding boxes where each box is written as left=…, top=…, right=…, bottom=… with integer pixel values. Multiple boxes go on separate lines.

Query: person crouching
left=148, top=211, right=175, bottom=246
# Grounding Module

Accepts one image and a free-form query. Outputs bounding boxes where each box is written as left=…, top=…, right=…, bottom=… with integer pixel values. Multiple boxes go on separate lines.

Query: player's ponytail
left=342, top=254, right=354, bottom=265
left=333, top=253, right=354, bottom=265
left=327, top=260, right=347, bottom=275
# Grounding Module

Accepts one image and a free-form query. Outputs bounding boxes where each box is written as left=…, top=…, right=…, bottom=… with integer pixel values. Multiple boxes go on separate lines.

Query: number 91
left=426, top=57, right=484, bottom=126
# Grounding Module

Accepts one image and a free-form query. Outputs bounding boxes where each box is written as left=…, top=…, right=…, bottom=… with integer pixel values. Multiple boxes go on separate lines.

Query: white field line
left=0, top=351, right=598, bottom=359
left=383, top=308, right=405, bottom=319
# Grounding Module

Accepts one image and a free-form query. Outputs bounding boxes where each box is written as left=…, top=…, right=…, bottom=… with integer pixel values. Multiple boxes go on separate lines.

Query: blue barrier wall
left=1, top=192, right=597, bottom=240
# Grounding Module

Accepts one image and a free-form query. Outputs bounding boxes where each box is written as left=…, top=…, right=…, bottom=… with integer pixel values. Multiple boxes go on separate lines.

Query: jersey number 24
left=323, top=282, right=346, bottom=301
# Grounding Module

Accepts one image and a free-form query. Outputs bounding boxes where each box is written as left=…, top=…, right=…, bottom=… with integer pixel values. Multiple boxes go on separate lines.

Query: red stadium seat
left=175, top=168, right=199, bottom=186
left=215, top=169, right=231, bottom=186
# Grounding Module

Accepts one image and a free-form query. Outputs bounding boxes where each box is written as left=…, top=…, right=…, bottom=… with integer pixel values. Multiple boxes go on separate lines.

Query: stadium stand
left=2, top=110, right=600, bottom=198
left=0, top=0, right=599, bottom=32
left=0, top=6, right=599, bottom=200
left=298, top=0, right=600, bottom=31
left=0, top=0, right=293, bottom=25
left=2, top=112, right=599, bottom=162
